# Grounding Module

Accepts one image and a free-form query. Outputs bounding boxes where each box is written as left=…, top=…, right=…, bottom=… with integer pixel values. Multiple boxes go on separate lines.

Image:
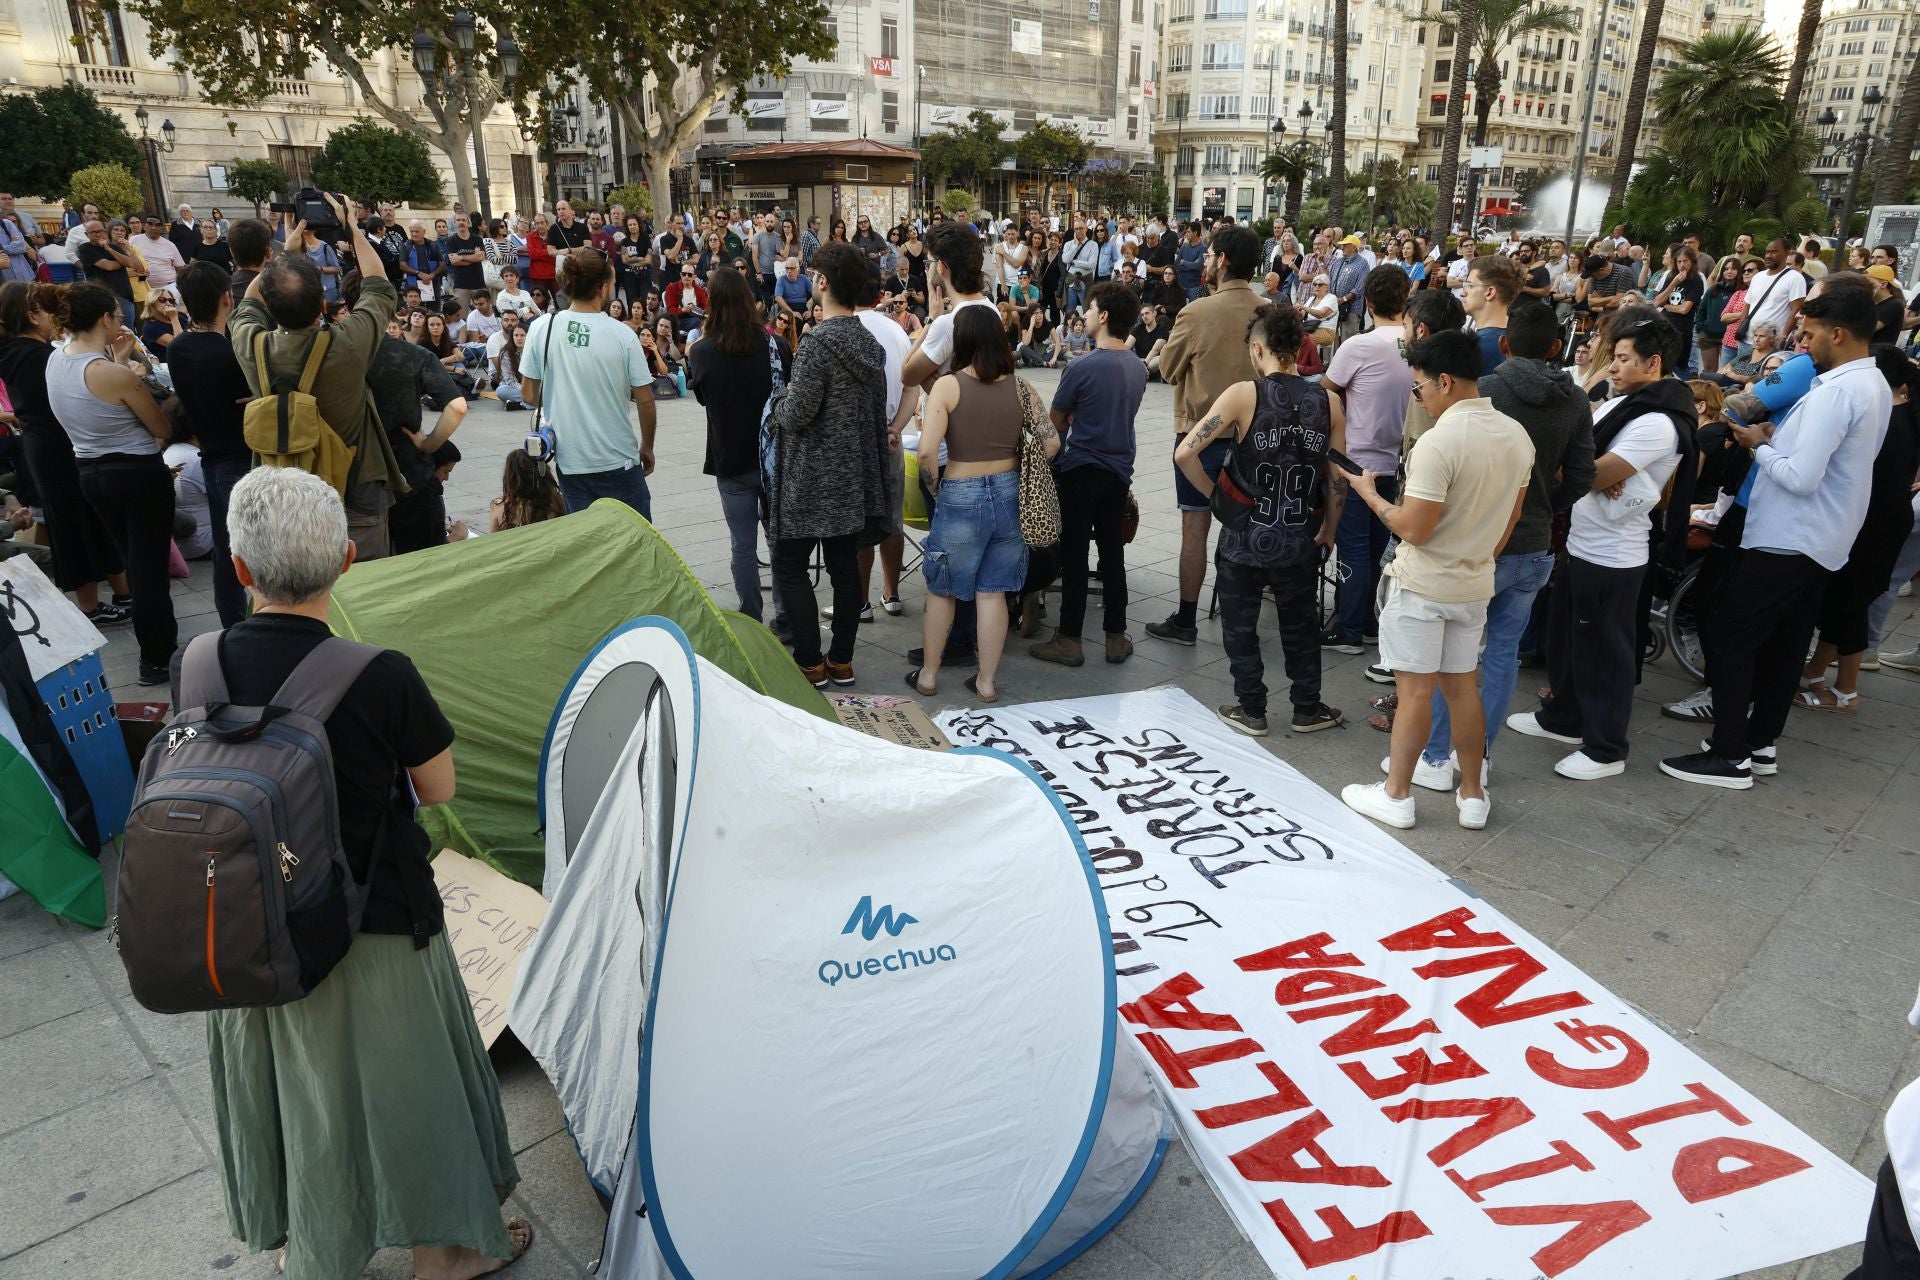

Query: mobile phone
left=1326, top=447, right=1364, bottom=476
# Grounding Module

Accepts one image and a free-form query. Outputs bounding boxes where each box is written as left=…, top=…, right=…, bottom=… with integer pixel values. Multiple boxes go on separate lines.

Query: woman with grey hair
left=196, top=467, right=531, bottom=1280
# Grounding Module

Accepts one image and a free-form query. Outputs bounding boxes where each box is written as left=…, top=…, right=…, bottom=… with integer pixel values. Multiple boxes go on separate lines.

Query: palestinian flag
left=0, top=621, right=104, bottom=928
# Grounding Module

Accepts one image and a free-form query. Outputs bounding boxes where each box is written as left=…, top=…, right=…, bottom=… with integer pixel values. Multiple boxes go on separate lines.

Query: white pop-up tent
left=509, top=619, right=1169, bottom=1279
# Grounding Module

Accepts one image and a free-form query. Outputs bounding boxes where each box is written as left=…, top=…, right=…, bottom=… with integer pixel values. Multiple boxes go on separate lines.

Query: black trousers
left=388, top=488, right=448, bottom=556
left=1848, top=1157, right=1920, bottom=1278
left=202, top=454, right=249, bottom=628
left=1056, top=464, right=1130, bottom=637
left=76, top=453, right=176, bottom=668
left=1216, top=554, right=1321, bottom=716
left=773, top=533, right=861, bottom=668
left=1538, top=554, right=1642, bottom=763
left=1708, top=548, right=1831, bottom=760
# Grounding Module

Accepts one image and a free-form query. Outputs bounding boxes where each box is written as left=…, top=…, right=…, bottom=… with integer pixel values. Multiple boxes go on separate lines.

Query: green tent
left=329, top=500, right=830, bottom=884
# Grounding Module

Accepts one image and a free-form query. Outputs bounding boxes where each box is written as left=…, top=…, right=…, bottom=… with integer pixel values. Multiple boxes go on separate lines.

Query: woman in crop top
left=910, top=305, right=1059, bottom=704
left=45, top=282, right=176, bottom=684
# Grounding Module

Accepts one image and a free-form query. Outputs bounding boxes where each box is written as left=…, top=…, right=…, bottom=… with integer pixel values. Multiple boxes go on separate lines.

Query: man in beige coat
left=1146, top=223, right=1265, bottom=645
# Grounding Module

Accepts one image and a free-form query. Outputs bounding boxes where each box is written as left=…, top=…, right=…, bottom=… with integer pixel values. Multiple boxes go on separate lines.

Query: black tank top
left=1217, top=372, right=1332, bottom=569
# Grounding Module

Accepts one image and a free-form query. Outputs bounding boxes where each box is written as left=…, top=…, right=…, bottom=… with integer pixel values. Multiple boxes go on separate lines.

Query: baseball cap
left=1867, top=264, right=1897, bottom=283
left=1339, top=234, right=1364, bottom=246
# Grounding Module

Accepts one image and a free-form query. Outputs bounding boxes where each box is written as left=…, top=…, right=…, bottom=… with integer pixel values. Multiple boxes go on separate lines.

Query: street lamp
left=1836, top=85, right=1883, bottom=240
left=412, top=14, right=517, bottom=220
left=133, top=104, right=176, bottom=213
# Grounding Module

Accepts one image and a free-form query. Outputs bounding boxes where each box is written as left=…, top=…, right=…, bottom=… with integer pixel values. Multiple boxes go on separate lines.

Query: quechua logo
left=842, top=895, right=918, bottom=941
left=820, top=897, right=955, bottom=988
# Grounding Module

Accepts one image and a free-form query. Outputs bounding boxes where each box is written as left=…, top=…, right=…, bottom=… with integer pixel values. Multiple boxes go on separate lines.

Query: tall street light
left=132, top=104, right=177, bottom=214
left=412, top=12, right=519, bottom=220
left=1836, top=84, right=1884, bottom=242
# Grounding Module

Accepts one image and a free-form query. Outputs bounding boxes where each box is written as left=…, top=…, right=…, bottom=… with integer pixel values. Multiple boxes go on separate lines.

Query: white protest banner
left=940, top=688, right=1871, bottom=1279
left=1, top=557, right=105, bottom=683
left=433, top=850, right=549, bottom=1047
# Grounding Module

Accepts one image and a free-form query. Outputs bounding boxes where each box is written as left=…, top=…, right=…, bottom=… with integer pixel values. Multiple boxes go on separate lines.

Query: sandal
left=905, top=668, right=937, bottom=697
left=964, top=675, right=999, bottom=704
left=412, top=1218, right=534, bottom=1279
left=1367, top=711, right=1394, bottom=733
left=1800, top=685, right=1859, bottom=713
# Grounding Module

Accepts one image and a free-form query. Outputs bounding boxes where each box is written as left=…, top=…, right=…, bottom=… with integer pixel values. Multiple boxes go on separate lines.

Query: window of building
left=1128, top=105, right=1140, bottom=138
left=746, top=91, right=785, bottom=131
left=68, top=0, right=131, bottom=66
left=1169, top=43, right=1192, bottom=70
left=880, top=17, right=898, bottom=59
left=1171, top=0, right=1193, bottom=18
left=1205, top=0, right=1248, bottom=16
left=1249, top=93, right=1272, bottom=118
left=1206, top=143, right=1232, bottom=170
left=1167, top=91, right=1191, bottom=118
left=1430, top=93, right=1446, bottom=116
left=269, top=145, right=321, bottom=186
left=1177, top=145, right=1197, bottom=174
left=1242, top=143, right=1261, bottom=169
left=1134, top=0, right=1144, bottom=19
left=882, top=90, right=899, bottom=133
left=1198, top=94, right=1241, bottom=118
left=1427, top=164, right=1439, bottom=182
left=813, top=91, right=850, bottom=132
left=1130, top=45, right=1142, bottom=83
left=1870, top=61, right=1886, bottom=75
left=1433, top=57, right=1450, bottom=81
left=1201, top=41, right=1245, bottom=68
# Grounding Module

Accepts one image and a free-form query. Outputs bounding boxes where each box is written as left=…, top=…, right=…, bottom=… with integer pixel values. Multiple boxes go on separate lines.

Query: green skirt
left=207, top=930, right=521, bottom=1280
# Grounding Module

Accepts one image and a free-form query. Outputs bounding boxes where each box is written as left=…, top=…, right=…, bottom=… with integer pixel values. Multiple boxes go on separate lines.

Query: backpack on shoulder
left=114, top=633, right=387, bottom=1014
left=243, top=330, right=356, bottom=496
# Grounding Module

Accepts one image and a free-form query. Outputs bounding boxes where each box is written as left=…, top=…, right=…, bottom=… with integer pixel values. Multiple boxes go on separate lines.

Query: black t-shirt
left=545, top=219, right=592, bottom=251
left=193, top=240, right=232, bottom=270
left=228, top=266, right=258, bottom=307
left=1142, top=238, right=1175, bottom=271
left=1524, top=264, right=1550, bottom=294
left=164, top=331, right=252, bottom=461
left=685, top=333, right=792, bottom=477
left=79, top=243, right=132, bottom=298
left=445, top=233, right=486, bottom=289
left=172, top=614, right=454, bottom=936
left=1662, top=273, right=1703, bottom=348
left=367, top=336, right=464, bottom=489
left=1129, top=321, right=1161, bottom=355
left=0, top=336, right=56, bottom=435
left=1874, top=296, right=1906, bottom=346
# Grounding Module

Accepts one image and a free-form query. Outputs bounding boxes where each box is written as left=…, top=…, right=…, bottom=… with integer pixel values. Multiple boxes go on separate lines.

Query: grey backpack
left=114, top=632, right=384, bottom=1014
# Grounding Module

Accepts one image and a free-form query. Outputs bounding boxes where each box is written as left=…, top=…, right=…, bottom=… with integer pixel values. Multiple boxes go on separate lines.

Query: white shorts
left=1376, top=579, right=1488, bottom=675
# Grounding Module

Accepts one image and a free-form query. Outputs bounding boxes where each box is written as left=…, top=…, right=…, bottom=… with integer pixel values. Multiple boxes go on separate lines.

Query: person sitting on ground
left=490, top=447, right=568, bottom=532
left=184, top=465, right=531, bottom=1280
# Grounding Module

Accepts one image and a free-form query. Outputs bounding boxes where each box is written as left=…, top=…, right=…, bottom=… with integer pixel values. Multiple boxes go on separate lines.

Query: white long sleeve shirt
left=1741, top=355, right=1890, bottom=571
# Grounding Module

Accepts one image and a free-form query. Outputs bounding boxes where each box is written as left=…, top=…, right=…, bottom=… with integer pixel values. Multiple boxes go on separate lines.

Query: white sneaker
left=1882, top=646, right=1920, bottom=672
left=1364, top=662, right=1395, bottom=684
left=1507, top=711, right=1582, bottom=745
left=1342, top=781, right=1416, bottom=829
left=1555, top=750, right=1626, bottom=781
left=1859, top=649, right=1881, bottom=671
left=1382, top=754, right=1456, bottom=792
left=1900, top=580, right=1913, bottom=598
left=1450, top=750, right=1491, bottom=789
left=1455, top=790, right=1491, bottom=830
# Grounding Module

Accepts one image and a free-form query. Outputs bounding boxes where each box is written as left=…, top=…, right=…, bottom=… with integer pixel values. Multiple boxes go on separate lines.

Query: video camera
left=268, top=188, right=343, bottom=232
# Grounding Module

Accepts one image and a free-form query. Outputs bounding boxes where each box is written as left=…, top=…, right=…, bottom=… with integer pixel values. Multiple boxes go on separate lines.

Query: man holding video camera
left=229, top=191, right=400, bottom=557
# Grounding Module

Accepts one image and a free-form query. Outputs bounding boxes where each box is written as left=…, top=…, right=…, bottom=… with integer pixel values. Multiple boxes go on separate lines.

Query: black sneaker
left=137, top=661, right=170, bottom=687
left=1658, top=749, right=1753, bottom=790
left=1217, top=704, right=1269, bottom=737
left=1700, top=739, right=1776, bottom=776
left=85, top=603, right=132, bottom=627
left=1363, top=662, right=1394, bottom=684
left=1320, top=628, right=1365, bottom=655
left=1145, top=614, right=1199, bottom=646
left=110, top=593, right=134, bottom=609
left=907, top=645, right=978, bottom=667
left=1290, top=703, right=1344, bottom=733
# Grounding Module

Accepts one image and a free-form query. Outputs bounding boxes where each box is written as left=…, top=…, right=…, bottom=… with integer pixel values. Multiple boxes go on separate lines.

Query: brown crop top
left=945, top=371, right=1022, bottom=464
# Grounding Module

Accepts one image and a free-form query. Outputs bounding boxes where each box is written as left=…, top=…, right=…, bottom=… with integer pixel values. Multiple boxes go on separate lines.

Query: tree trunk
left=1875, top=48, right=1920, bottom=206
left=314, top=33, right=484, bottom=211
left=1287, top=175, right=1305, bottom=226
left=1327, top=0, right=1350, bottom=225
left=1434, top=0, right=1478, bottom=237
left=1605, top=0, right=1665, bottom=218
left=1782, top=0, right=1823, bottom=122
left=1462, top=65, right=1497, bottom=236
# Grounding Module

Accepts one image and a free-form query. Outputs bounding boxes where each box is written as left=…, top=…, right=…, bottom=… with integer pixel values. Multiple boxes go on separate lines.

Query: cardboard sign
left=828, top=693, right=952, bottom=751
left=1, top=558, right=104, bottom=683
left=940, top=689, right=1872, bottom=1280
left=433, top=850, right=549, bottom=1047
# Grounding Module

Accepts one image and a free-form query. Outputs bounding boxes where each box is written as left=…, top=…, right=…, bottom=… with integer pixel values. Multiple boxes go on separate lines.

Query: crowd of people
left=6, top=181, right=1920, bottom=1277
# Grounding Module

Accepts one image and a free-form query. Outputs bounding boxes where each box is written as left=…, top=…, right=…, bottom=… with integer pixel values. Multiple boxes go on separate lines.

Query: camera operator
left=230, top=192, right=402, bottom=557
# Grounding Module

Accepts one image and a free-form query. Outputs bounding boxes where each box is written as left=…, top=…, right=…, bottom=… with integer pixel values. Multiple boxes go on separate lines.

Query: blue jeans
left=1065, top=278, right=1090, bottom=312
left=716, top=471, right=785, bottom=624
left=560, top=463, right=651, bottom=521
left=203, top=454, right=249, bottom=627
left=1422, top=549, right=1557, bottom=765
left=1334, top=475, right=1397, bottom=640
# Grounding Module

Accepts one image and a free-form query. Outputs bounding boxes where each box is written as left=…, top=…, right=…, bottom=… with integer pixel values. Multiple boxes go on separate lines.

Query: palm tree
left=1604, top=0, right=1667, bottom=216
left=1328, top=0, right=1350, bottom=225
left=1874, top=50, right=1920, bottom=205
left=1432, top=0, right=1479, bottom=237
left=1433, top=0, right=1582, bottom=232
left=1781, top=0, right=1823, bottom=120
left=1654, top=27, right=1810, bottom=208
left=1262, top=143, right=1317, bottom=226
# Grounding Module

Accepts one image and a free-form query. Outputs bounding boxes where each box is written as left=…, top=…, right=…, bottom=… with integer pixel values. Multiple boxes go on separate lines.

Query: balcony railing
left=80, top=65, right=137, bottom=89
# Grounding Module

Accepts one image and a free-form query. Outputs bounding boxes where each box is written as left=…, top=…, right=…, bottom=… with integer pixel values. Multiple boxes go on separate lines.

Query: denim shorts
left=1174, top=437, right=1233, bottom=513
left=923, top=469, right=1027, bottom=600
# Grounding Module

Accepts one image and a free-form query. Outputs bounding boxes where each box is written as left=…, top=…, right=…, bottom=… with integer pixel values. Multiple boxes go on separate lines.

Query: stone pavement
left=3, top=367, right=1917, bottom=1280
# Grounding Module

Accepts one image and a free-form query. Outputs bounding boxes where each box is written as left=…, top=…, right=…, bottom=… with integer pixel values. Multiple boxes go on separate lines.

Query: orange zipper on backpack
left=204, top=856, right=225, bottom=999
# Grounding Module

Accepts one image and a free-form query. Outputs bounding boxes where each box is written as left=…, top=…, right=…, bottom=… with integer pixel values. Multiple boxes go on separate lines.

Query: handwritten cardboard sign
left=433, top=850, right=550, bottom=1047
left=829, top=692, right=952, bottom=751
